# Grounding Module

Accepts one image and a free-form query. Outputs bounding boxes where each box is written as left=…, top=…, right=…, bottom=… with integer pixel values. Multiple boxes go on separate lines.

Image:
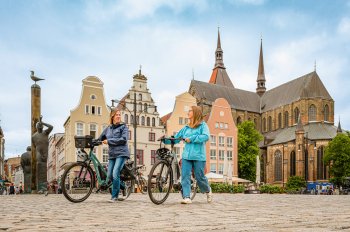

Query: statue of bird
left=30, top=70, right=45, bottom=83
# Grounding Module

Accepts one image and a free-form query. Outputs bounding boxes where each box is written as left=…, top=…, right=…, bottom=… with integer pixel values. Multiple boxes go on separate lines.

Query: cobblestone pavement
left=1, top=193, right=350, bottom=232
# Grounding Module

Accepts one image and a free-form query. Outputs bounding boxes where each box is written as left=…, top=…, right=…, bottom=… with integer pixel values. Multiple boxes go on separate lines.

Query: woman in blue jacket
left=172, top=106, right=212, bottom=204
left=99, top=108, right=129, bottom=202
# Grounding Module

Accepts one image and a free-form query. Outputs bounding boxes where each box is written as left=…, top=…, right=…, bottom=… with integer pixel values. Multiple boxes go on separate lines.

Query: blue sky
left=1, top=0, right=350, bottom=158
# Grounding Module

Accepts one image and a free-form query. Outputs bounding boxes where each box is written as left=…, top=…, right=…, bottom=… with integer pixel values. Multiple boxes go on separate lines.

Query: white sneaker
left=206, top=188, right=213, bottom=203
left=181, top=198, right=192, bottom=204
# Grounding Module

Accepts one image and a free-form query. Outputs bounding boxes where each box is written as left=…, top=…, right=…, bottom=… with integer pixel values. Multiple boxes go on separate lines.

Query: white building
left=115, top=69, right=165, bottom=173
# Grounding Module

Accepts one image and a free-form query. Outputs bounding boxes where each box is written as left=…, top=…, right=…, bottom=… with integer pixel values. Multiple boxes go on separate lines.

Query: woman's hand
left=185, top=138, right=191, bottom=143
left=102, top=139, right=108, bottom=145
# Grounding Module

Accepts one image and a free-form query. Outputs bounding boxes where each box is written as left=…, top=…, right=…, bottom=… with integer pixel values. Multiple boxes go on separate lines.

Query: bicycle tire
left=61, top=162, right=95, bottom=203
left=118, top=179, right=133, bottom=201
left=136, top=175, right=147, bottom=194
left=147, top=160, right=173, bottom=205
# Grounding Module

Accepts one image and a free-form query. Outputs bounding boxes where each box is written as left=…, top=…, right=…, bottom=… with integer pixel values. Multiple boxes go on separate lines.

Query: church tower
left=256, top=39, right=266, bottom=96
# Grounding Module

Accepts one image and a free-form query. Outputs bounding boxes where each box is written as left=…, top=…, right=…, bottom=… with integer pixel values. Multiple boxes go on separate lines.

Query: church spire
left=256, top=38, right=266, bottom=97
left=215, top=27, right=224, bottom=68
left=337, top=117, right=342, bottom=134
left=209, top=28, right=234, bottom=88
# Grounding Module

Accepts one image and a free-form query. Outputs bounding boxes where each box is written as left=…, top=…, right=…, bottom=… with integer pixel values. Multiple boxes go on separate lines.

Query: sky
left=1, top=0, right=350, bottom=158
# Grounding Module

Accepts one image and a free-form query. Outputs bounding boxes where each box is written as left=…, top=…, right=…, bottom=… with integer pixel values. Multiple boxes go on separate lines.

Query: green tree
left=237, top=121, right=263, bottom=182
left=324, top=133, right=350, bottom=187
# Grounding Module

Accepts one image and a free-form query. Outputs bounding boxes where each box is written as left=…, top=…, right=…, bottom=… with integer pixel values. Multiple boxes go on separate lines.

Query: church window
left=141, top=116, right=145, bottom=126
left=274, top=150, right=282, bottom=181
left=278, top=113, right=282, bottom=129
left=324, top=105, right=329, bottom=122
left=308, top=104, right=317, bottom=122
left=237, top=116, right=242, bottom=125
left=152, top=117, right=155, bottom=127
left=294, top=107, right=299, bottom=124
left=268, top=116, right=272, bottom=131
left=290, top=151, right=296, bottom=176
left=284, top=111, right=289, bottom=127
left=317, top=146, right=327, bottom=180
left=263, top=118, right=266, bottom=132
left=147, top=117, right=150, bottom=126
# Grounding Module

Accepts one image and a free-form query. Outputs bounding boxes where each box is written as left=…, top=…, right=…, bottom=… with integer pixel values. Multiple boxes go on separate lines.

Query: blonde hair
left=189, top=106, right=203, bottom=128
left=109, top=108, right=121, bottom=125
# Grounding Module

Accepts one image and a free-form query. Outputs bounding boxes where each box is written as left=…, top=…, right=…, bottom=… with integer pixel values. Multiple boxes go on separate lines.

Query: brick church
left=188, top=30, right=343, bottom=185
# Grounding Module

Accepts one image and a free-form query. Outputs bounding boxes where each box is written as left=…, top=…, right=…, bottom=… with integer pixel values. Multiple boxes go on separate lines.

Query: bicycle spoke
left=148, top=161, right=172, bottom=204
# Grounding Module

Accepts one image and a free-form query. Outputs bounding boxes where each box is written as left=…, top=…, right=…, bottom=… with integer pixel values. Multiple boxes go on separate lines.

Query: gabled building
left=188, top=29, right=342, bottom=185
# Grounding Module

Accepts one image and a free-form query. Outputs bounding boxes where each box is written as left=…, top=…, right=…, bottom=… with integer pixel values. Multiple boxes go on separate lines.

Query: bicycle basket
left=156, top=147, right=171, bottom=159
left=74, top=135, right=93, bottom=148
left=120, top=162, right=135, bottom=181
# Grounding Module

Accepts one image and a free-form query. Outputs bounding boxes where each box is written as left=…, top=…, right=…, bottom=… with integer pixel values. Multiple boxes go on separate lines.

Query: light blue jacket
left=166, top=121, right=210, bottom=161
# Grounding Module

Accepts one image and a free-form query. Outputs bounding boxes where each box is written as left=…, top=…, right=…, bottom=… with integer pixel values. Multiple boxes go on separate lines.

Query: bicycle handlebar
left=157, top=137, right=185, bottom=142
left=91, top=139, right=103, bottom=146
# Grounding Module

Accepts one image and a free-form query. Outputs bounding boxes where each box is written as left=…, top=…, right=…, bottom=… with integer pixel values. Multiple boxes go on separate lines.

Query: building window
left=152, top=117, right=155, bottom=127
left=185, top=118, right=189, bottom=124
left=284, top=111, right=289, bottom=128
left=263, top=118, right=266, bottom=132
left=76, top=123, right=83, bottom=136
left=290, top=151, right=296, bottom=176
left=138, top=102, right=142, bottom=112
left=85, top=105, right=89, bottom=114
left=308, top=104, right=317, bottom=122
left=144, top=103, right=148, bottom=113
left=131, top=115, right=134, bottom=124
left=210, top=149, right=216, bottom=160
left=179, top=117, right=183, bottom=125
left=227, top=151, right=233, bottom=160
left=224, top=123, right=228, bottom=129
left=90, top=124, right=97, bottom=138
left=91, top=94, right=96, bottom=100
left=210, top=164, right=216, bottom=173
left=136, top=116, right=139, bottom=125
left=218, top=164, right=224, bottom=174
left=254, top=118, right=257, bottom=129
left=124, top=114, right=129, bottom=124
left=91, top=106, right=96, bottom=115
left=149, top=132, right=155, bottom=142
left=141, top=116, right=145, bottom=126
left=278, top=113, right=282, bottom=129
left=274, top=150, right=282, bottom=181
left=324, top=104, right=329, bottom=122
left=237, top=116, right=242, bottom=125
left=210, top=135, right=216, bottom=146
left=317, top=146, right=327, bottom=180
left=128, top=130, right=131, bottom=140
left=227, top=137, right=233, bottom=147
left=151, top=150, right=157, bottom=165
left=97, top=107, right=101, bottom=115
left=103, top=148, right=108, bottom=163
left=215, top=123, right=219, bottom=128
left=218, top=136, right=225, bottom=147
left=219, top=150, right=225, bottom=160
left=268, top=116, right=272, bottom=131
left=147, top=117, right=150, bottom=126
left=294, top=107, right=299, bottom=124
left=136, top=150, right=144, bottom=165
left=138, top=93, right=142, bottom=101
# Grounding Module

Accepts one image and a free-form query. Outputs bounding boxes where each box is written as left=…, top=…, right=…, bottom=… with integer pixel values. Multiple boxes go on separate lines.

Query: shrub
left=259, top=184, right=285, bottom=194
left=209, top=183, right=245, bottom=193
left=286, top=176, right=306, bottom=191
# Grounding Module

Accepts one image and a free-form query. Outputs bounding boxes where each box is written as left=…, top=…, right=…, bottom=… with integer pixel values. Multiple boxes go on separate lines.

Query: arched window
left=308, top=104, right=317, bottom=122
left=124, top=114, right=129, bottom=124
left=294, top=107, right=299, bottom=124
left=136, top=116, right=139, bottom=125
left=138, top=102, right=142, bottom=112
left=144, top=103, right=148, bottom=113
left=324, top=104, right=329, bottom=122
left=138, top=93, right=142, bottom=101
left=147, top=117, right=150, bottom=126
left=268, top=116, right=272, bottom=131
left=278, top=113, right=282, bottom=129
left=263, top=118, right=266, bottom=132
left=152, top=117, right=155, bottom=127
left=290, top=151, right=296, bottom=176
left=254, top=118, right=257, bottom=129
left=237, top=116, right=242, bottom=125
left=130, top=115, right=134, bottom=124
left=274, top=150, right=282, bottom=181
left=317, top=146, right=327, bottom=180
left=141, top=116, right=145, bottom=126
left=284, top=111, right=289, bottom=128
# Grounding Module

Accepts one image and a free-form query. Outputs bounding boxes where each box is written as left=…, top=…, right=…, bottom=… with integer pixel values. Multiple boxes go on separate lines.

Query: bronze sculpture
left=20, top=146, right=32, bottom=193
left=32, top=116, right=53, bottom=193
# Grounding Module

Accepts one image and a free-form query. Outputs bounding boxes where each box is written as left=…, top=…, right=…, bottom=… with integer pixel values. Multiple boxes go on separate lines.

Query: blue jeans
left=181, top=159, right=210, bottom=198
left=108, top=157, right=126, bottom=199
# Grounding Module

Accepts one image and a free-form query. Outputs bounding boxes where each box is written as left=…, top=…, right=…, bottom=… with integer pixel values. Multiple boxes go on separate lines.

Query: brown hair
left=189, top=106, right=203, bottom=128
left=109, top=108, right=121, bottom=125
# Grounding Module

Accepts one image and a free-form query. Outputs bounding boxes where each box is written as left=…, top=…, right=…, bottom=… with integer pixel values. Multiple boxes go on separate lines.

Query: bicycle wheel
left=136, top=175, right=147, bottom=194
left=118, top=179, right=133, bottom=201
left=148, top=160, right=173, bottom=205
left=61, top=162, right=95, bottom=203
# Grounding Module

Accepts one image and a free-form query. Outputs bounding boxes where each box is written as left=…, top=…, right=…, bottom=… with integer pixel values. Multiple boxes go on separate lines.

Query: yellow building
left=0, top=126, right=4, bottom=178
left=62, top=76, right=110, bottom=176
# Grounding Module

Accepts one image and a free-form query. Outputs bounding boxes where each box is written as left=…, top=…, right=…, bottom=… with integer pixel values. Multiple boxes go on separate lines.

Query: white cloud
left=338, top=17, right=350, bottom=37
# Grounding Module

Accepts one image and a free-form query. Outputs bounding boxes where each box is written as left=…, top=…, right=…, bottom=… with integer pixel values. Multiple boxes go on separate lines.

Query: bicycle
left=61, top=135, right=136, bottom=203
left=147, top=137, right=197, bottom=205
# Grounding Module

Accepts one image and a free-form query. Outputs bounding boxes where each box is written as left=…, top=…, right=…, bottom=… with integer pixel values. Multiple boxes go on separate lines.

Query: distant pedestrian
left=9, top=183, right=15, bottom=195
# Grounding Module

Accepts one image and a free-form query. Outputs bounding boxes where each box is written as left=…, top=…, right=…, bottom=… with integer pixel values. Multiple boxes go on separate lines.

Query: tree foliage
left=237, top=121, right=263, bottom=182
left=324, top=133, right=350, bottom=187
left=286, top=176, right=306, bottom=191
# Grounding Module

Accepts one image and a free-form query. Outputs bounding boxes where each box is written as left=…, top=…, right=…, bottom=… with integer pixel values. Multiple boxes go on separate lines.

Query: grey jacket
left=98, top=123, right=130, bottom=159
